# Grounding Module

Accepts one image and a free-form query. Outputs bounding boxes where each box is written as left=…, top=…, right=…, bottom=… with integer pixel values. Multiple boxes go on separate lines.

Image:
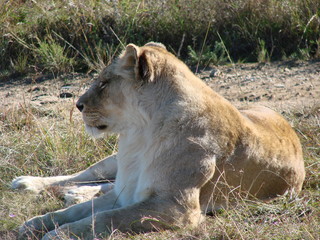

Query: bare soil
left=1, top=60, right=319, bottom=116
left=202, top=60, right=320, bottom=113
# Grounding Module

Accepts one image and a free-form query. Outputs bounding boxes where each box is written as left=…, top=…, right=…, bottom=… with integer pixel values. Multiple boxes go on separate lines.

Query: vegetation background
left=0, top=0, right=319, bottom=239
left=1, top=0, right=320, bottom=77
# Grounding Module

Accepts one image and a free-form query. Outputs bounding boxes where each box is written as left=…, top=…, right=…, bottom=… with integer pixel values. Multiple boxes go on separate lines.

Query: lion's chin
left=85, top=124, right=108, bottom=139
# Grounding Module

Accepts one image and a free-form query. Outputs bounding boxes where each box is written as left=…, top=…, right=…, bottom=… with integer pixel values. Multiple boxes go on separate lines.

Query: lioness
left=12, top=42, right=305, bottom=240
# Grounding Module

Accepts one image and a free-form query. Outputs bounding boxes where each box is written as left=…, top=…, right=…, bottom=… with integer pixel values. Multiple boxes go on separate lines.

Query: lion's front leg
left=12, top=154, right=117, bottom=193
left=41, top=217, right=93, bottom=240
left=40, top=195, right=203, bottom=240
left=19, top=189, right=120, bottom=239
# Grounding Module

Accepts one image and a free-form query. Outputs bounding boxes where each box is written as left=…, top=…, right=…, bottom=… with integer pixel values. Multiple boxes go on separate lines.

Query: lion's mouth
left=96, top=125, right=108, bottom=130
left=85, top=124, right=108, bottom=138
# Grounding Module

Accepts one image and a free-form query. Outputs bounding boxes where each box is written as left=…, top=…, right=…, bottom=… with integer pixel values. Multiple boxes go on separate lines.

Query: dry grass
left=0, top=101, right=116, bottom=239
left=0, top=87, right=319, bottom=239
left=0, top=1, right=319, bottom=237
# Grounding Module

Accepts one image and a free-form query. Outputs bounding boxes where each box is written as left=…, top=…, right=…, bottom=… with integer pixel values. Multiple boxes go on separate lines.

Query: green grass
left=1, top=0, right=319, bottom=78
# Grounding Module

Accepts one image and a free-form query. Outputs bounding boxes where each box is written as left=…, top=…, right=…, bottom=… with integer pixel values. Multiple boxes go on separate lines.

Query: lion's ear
left=122, top=44, right=140, bottom=68
left=137, top=51, right=154, bottom=83
left=121, top=44, right=154, bottom=83
left=144, top=42, right=166, bottom=50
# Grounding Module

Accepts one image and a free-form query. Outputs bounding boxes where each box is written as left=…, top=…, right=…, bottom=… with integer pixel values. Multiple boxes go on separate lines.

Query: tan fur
left=13, top=42, right=305, bottom=240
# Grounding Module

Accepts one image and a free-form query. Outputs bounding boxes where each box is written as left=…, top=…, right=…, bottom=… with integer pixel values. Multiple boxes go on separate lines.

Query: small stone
left=294, top=112, right=303, bottom=117
left=59, top=92, right=73, bottom=98
left=306, top=86, right=313, bottom=91
left=27, top=86, right=40, bottom=92
left=274, top=84, right=285, bottom=88
left=210, top=69, right=221, bottom=77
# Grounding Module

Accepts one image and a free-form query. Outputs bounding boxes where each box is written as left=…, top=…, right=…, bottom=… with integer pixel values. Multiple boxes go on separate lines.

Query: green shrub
left=36, top=37, right=75, bottom=73
left=1, top=0, right=319, bottom=77
left=188, top=41, right=228, bottom=66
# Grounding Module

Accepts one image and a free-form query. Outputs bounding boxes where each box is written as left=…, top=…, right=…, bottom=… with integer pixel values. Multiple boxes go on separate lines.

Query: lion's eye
left=99, top=81, right=108, bottom=89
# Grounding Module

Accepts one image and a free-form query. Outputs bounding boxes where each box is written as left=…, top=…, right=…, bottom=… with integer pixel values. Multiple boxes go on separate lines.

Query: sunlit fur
left=14, top=42, right=305, bottom=240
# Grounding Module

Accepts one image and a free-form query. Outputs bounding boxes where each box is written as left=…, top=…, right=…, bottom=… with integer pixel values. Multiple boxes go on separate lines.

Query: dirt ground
left=203, top=60, right=320, bottom=113
left=1, top=60, right=319, bottom=116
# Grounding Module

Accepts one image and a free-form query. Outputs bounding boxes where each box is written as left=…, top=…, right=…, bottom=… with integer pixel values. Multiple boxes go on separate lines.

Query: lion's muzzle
left=76, top=102, right=84, bottom=112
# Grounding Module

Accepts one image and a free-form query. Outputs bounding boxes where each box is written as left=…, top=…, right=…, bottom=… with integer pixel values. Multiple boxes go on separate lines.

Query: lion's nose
left=76, top=102, right=84, bottom=112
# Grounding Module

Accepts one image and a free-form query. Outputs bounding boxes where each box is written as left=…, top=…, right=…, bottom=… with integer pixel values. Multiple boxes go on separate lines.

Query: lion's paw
left=64, top=185, right=100, bottom=206
left=63, top=183, right=113, bottom=206
left=18, top=216, right=46, bottom=240
left=11, top=176, right=45, bottom=193
left=41, top=230, right=62, bottom=240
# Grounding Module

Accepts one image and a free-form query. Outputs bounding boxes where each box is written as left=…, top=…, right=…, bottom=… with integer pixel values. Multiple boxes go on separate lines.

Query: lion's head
left=76, top=42, right=180, bottom=138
